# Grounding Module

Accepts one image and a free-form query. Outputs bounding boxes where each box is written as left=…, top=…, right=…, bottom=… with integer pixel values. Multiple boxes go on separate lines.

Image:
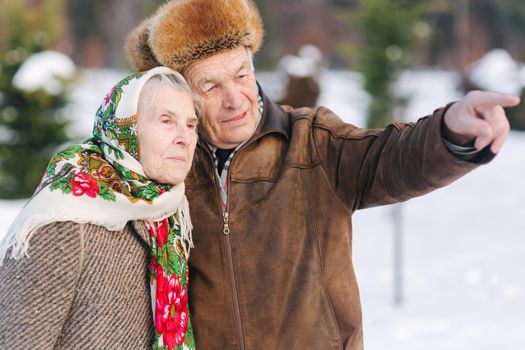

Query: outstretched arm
left=312, top=91, right=520, bottom=210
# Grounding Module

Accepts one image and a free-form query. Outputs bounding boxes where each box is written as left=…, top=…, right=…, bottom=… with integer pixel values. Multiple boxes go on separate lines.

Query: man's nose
left=221, top=82, right=243, bottom=110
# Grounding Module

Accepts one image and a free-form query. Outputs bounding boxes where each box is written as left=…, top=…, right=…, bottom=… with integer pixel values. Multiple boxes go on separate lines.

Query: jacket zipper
left=205, top=143, right=244, bottom=350
left=222, top=211, right=230, bottom=235
left=222, top=206, right=245, bottom=349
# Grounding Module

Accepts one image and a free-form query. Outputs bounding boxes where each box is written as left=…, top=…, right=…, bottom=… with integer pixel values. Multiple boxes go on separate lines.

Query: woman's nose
left=174, top=125, right=194, bottom=146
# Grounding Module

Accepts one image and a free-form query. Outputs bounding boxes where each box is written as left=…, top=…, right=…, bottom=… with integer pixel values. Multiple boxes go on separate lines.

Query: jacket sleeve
left=312, top=105, right=480, bottom=211
left=0, top=222, right=84, bottom=348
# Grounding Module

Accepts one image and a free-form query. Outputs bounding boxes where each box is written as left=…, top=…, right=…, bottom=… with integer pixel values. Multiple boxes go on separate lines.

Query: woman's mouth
left=167, top=156, right=186, bottom=163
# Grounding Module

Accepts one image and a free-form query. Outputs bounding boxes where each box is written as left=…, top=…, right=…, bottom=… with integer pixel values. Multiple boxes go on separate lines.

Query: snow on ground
left=353, top=131, right=525, bottom=350
left=1, top=69, right=524, bottom=349
left=395, top=70, right=463, bottom=122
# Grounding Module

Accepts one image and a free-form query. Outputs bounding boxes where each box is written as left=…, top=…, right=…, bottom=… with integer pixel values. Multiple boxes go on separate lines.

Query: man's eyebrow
left=235, top=61, right=250, bottom=75
left=197, top=77, right=217, bottom=87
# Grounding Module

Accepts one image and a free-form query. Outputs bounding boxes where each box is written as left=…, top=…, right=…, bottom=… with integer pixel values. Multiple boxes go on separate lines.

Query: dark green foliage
left=506, top=89, right=525, bottom=131
left=352, top=0, right=429, bottom=128
left=252, top=0, right=277, bottom=70
left=0, top=1, right=71, bottom=199
left=496, top=0, right=525, bottom=34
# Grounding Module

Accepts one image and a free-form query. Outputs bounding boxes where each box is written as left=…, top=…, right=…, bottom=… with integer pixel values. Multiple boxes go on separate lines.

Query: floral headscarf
left=1, top=66, right=196, bottom=349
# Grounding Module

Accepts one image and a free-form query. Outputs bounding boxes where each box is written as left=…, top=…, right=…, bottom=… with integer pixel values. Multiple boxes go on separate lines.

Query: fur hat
left=125, top=17, right=161, bottom=71
left=125, top=0, right=264, bottom=71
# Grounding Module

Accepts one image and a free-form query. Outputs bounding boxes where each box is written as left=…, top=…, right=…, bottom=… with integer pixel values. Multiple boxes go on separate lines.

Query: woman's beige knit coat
left=0, top=220, right=154, bottom=348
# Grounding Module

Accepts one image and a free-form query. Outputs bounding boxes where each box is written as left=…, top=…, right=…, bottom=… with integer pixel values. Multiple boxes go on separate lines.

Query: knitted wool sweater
left=0, top=220, right=154, bottom=348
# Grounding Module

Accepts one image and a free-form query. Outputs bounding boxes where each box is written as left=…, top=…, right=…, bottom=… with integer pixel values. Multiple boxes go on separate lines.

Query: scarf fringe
left=0, top=185, right=190, bottom=266
left=178, top=196, right=194, bottom=258
left=1, top=215, right=132, bottom=263
left=145, top=196, right=193, bottom=259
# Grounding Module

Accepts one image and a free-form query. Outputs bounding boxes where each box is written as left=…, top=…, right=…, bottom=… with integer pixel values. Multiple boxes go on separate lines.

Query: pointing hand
left=443, top=91, right=520, bottom=153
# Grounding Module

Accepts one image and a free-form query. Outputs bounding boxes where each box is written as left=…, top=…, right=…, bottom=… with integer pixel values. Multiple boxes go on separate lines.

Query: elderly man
left=125, top=1, right=519, bottom=349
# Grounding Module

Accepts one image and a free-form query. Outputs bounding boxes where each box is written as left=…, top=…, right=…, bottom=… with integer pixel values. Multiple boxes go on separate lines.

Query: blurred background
left=0, top=0, right=524, bottom=348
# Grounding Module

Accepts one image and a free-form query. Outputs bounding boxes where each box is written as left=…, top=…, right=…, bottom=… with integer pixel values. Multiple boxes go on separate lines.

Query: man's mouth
left=222, top=111, right=247, bottom=123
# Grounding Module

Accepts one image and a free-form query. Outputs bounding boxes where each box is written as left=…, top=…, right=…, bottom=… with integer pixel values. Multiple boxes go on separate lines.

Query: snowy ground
left=353, top=132, right=525, bottom=350
left=1, top=69, right=524, bottom=349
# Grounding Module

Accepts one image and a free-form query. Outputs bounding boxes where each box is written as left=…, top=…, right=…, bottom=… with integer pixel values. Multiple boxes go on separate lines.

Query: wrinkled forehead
left=182, top=47, right=254, bottom=87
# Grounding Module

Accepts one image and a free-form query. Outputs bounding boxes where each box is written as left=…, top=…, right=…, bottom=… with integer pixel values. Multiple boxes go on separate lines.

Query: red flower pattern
left=71, top=172, right=100, bottom=198
left=155, top=264, right=189, bottom=349
left=104, top=85, right=116, bottom=105
left=150, top=256, right=157, bottom=271
left=153, top=219, right=169, bottom=247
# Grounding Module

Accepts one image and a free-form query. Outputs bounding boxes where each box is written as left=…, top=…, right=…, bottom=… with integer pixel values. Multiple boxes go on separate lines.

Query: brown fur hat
left=125, top=0, right=264, bottom=71
left=125, top=17, right=161, bottom=71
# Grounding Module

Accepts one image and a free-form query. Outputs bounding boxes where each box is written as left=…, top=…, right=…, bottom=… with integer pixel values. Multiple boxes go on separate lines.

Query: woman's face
left=136, top=86, right=198, bottom=185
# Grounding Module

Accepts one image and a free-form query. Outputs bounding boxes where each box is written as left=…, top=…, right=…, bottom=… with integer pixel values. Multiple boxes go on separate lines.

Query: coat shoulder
left=288, top=106, right=381, bottom=141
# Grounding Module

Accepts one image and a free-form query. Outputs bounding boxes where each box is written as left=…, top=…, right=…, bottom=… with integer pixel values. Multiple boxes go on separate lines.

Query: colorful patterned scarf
left=1, top=66, right=196, bottom=349
left=148, top=217, right=195, bottom=349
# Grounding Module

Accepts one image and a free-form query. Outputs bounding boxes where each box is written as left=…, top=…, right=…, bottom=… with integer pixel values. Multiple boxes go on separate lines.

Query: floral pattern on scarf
left=148, top=216, right=195, bottom=350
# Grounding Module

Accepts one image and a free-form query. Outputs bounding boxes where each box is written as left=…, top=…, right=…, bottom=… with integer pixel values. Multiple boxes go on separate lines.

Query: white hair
left=137, top=73, right=200, bottom=119
left=246, top=47, right=255, bottom=72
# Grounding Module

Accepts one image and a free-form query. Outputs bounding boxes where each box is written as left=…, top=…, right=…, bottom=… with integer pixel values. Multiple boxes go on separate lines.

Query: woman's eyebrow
left=159, top=109, right=176, bottom=117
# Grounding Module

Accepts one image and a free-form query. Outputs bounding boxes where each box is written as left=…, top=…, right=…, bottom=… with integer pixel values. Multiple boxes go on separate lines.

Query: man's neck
left=215, top=148, right=235, bottom=175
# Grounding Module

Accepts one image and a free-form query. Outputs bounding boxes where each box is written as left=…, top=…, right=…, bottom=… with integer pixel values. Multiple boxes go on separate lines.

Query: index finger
left=468, top=90, right=521, bottom=109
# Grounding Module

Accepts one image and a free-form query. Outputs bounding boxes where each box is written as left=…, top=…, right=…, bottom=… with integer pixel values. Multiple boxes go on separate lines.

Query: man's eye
left=205, top=85, right=216, bottom=93
left=160, top=117, right=172, bottom=124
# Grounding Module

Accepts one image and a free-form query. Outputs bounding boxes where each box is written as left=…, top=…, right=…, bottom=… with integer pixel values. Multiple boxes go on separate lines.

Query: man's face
left=183, top=47, right=259, bottom=149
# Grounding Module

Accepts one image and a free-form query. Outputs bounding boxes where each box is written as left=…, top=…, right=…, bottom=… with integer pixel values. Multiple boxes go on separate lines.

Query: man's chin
left=207, top=128, right=254, bottom=149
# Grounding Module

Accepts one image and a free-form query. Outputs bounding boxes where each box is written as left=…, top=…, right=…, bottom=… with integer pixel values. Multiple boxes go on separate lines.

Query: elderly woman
left=0, top=67, right=198, bottom=350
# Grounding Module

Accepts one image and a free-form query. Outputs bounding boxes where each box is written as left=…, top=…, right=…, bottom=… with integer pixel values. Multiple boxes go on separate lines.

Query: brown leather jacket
left=186, top=90, right=478, bottom=350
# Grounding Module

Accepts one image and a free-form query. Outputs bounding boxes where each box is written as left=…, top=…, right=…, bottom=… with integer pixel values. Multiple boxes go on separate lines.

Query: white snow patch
left=277, top=44, right=323, bottom=78
left=65, top=68, right=130, bottom=138
left=278, top=54, right=318, bottom=78
left=395, top=70, right=463, bottom=122
left=468, top=49, right=524, bottom=95
left=12, top=51, right=76, bottom=95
